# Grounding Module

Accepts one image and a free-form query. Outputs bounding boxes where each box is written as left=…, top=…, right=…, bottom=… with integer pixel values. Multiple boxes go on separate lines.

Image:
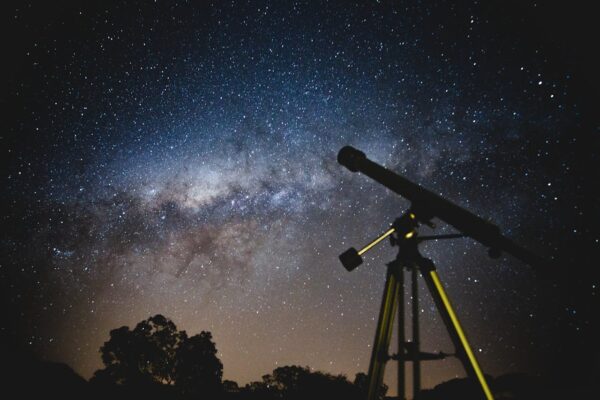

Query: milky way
left=2, top=1, right=597, bottom=394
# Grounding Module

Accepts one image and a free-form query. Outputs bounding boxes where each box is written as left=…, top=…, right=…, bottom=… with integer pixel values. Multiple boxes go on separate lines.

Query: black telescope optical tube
left=337, top=146, right=546, bottom=270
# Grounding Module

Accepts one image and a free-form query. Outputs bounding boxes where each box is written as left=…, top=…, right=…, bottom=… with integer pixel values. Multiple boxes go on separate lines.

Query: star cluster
left=2, top=1, right=597, bottom=394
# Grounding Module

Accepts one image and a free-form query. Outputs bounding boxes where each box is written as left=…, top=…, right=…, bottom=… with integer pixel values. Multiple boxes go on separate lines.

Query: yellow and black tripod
left=340, top=211, right=495, bottom=400
left=336, top=146, right=547, bottom=400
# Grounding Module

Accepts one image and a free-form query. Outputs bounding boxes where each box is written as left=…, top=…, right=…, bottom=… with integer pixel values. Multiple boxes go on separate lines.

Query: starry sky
left=2, top=0, right=598, bottom=395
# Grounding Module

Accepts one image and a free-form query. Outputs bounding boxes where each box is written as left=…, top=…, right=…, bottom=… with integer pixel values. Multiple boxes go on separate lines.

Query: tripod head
left=339, top=211, right=465, bottom=272
left=338, top=146, right=548, bottom=271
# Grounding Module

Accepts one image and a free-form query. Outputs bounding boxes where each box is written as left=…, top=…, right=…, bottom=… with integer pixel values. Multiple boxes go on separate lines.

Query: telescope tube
left=338, top=146, right=546, bottom=269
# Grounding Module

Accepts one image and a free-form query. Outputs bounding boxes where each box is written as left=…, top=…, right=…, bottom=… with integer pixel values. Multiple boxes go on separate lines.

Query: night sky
left=2, top=0, right=598, bottom=395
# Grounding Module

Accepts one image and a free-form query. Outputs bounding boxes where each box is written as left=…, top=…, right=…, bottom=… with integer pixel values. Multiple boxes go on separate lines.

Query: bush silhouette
left=240, top=365, right=386, bottom=400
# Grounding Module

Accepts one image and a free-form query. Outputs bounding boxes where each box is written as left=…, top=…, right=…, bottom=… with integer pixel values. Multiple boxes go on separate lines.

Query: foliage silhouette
left=91, top=314, right=221, bottom=399
left=93, top=314, right=186, bottom=387
left=240, top=365, right=386, bottom=400
left=1, top=315, right=553, bottom=399
left=175, top=331, right=223, bottom=397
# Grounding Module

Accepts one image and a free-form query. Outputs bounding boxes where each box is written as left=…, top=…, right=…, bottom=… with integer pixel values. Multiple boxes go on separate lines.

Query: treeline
left=4, top=314, right=549, bottom=399
left=87, top=314, right=383, bottom=400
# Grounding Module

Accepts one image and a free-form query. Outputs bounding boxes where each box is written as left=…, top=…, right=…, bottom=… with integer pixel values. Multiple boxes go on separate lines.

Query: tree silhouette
left=223, top=379, right=240, bottom=393
left=93, top=314, right=186, bottom=387
left=91, top=314, right=225, bottom=399
left=174, top=331, right=223, bottom=397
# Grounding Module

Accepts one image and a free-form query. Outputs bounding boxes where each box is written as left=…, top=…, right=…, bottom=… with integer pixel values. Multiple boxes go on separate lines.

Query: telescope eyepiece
left=338, top=146, right=366, bottom=172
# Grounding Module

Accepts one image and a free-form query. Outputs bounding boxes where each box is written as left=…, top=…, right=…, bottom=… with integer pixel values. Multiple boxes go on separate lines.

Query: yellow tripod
left=340, top=212, right=494, bottom=400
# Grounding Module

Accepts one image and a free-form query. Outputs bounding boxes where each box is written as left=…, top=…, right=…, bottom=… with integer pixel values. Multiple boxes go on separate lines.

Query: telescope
left=338, top=145, right=546, bottom=270
left=337, top=146, right=550, bottom=400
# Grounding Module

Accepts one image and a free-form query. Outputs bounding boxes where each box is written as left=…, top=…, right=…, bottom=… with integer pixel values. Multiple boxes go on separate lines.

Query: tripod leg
left=367, top=266, right=400, bottom=400
left=397, top=266, right=405, bottom=400
left=411, top=267, right=420, bottom=399
left=421, top=269, right=494, bottom=400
